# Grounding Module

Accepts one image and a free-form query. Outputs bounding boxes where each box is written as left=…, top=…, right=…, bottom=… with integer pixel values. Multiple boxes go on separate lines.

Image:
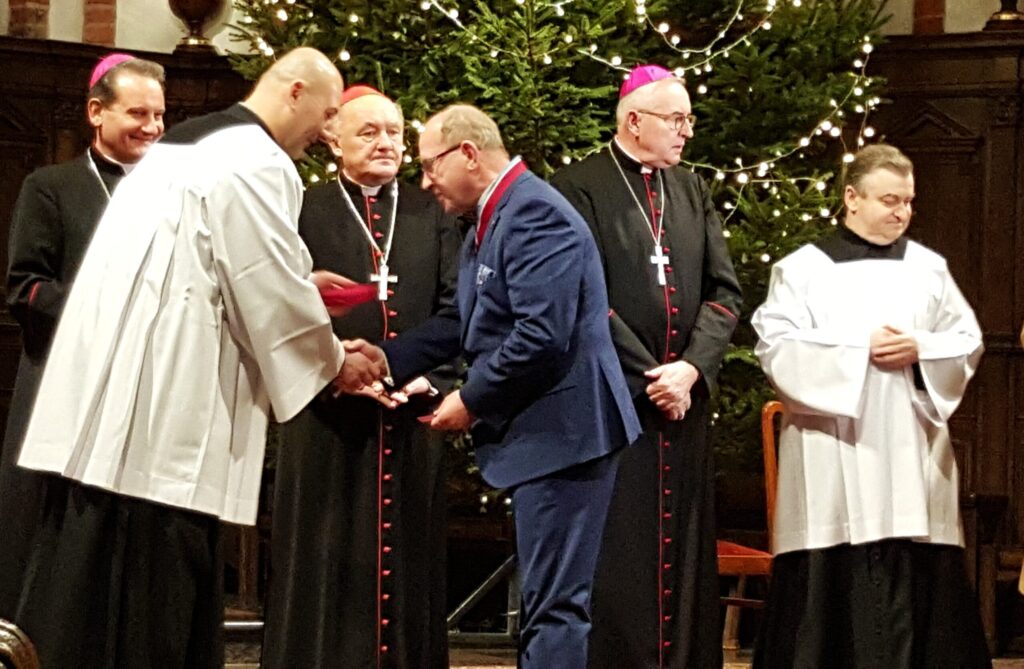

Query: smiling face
left=332, top=95, right=404, bottom=186
left=88, top=71, right=165, bottom=164
left=844, top=166, right=915, bottom=245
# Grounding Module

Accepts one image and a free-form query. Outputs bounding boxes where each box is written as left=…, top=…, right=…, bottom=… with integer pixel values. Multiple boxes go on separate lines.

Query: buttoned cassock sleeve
left=7, top=172, right=68, bottom=350
left=207, top=161, right=345, bottom=423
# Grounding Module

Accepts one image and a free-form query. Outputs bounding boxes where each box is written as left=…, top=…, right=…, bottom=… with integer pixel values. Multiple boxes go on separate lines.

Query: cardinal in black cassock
left=552, top=65, right=741, bottom=669
left=0, top=54, right=165, bottom=620
left=261, top=87, right=461, bottom=669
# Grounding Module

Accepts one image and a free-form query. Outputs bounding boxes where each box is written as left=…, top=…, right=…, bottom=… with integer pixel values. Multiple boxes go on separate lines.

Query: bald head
left=244, top=47, right=345, bottom=159
left=262, top=47, right=342, bottom=91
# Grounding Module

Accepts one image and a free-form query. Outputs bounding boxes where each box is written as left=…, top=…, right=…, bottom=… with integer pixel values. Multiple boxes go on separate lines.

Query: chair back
left=760, top=400, right=784, bottom=548
left=0, top=619, right=39, bottom=669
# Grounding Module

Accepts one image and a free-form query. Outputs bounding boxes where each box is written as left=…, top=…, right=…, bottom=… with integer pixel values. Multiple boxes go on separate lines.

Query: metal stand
left=447, top=555, right=519, bottom=647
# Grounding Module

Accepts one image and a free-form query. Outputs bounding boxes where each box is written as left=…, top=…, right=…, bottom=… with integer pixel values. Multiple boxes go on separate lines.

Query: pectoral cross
left=370, top=263, right=398, bottom=301
left=650, top=245, right=670, bottom=286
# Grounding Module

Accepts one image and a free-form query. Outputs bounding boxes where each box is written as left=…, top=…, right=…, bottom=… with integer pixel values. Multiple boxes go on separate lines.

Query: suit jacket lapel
left=458, top=171, right=532, bottom=342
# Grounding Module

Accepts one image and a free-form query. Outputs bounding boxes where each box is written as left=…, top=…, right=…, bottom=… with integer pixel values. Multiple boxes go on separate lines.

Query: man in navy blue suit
left=380, top=104, right=640, bottom=668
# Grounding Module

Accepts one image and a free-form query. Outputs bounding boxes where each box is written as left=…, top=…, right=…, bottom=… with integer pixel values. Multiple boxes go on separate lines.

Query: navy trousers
left=512, top=451, right=620, bottom=669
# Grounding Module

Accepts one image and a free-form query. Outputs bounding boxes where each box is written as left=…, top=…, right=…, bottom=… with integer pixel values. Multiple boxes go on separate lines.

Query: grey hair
left=615, top=77, right=686, bottom=127
left=432, top=104, right=506, bottom=152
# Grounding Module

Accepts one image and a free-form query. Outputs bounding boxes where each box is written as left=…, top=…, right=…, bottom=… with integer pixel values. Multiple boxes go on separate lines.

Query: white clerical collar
left=613, top=138, right=654, bottom=174
left=341, top=170, right=385, bottom=197
left=477, top=156, right=523, bottom=220
left=92, top=145, right=135, bottom=174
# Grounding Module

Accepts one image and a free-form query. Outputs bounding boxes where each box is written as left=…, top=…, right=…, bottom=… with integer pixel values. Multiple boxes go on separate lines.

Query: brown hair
left=844, top=143, right=913, bottom=193
left=87, top=58, right=166, bottom=106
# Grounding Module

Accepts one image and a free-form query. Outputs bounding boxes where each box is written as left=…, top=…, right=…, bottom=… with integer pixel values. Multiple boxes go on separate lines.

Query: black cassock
left=261, top=177, right=461, bottom=669
left=0, top=150, right=122, bottom=619
left=553, top=142, right=741, bottom=669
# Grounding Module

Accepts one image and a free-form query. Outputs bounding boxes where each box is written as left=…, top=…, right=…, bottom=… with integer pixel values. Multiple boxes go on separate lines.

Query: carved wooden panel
left=872, top=32, right=1024, bottom=551
left=0, top=35, right=248, bottom=412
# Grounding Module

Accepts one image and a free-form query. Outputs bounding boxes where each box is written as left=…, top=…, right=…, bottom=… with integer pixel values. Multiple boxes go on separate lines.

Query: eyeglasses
left=636, top=110, right=697, bottom=132
left=420, top=143, right=462, bottom=174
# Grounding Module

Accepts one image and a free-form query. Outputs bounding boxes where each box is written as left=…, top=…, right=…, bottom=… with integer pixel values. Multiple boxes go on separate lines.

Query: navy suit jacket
left=383, top=169, right=640, bottom=488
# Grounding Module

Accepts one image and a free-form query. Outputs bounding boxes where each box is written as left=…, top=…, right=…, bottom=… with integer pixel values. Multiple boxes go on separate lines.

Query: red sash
left=477, top=160, right=527, bottom=247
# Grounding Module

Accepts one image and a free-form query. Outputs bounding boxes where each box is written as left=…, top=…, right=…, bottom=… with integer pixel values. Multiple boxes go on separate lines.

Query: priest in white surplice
left=752, top=144, right=991, bottom=668
left=11, top=48, right=387, bottom=669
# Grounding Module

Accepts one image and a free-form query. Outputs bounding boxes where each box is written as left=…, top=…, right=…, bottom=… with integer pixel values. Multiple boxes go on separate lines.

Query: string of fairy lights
left=233, top=0, right=883, bottom=508
left=239, top=0, right=881, bottom=203
left=412, top=0, right=881, bottom=244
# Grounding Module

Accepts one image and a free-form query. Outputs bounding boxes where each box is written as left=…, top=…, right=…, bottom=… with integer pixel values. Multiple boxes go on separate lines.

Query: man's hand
left=389, top=376, right=436, bottom=404
left=870, top=325, right=919, bottom=371
left=333, top=339, right=388, bottom=394
left=645, top=360, right=700, bottom=421
left=345, top=383, right=399, bottom=409
left=310, top=269, right=357, bottom=317
left=428, top=390, right=473, bottom=432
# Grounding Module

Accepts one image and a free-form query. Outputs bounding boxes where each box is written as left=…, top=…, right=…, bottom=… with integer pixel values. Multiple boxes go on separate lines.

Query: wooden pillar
left=83, top=0, right=116, bottom=46
left=7, top=0, right=49, bottom=39
left=913, top=0, right=945, bottom=35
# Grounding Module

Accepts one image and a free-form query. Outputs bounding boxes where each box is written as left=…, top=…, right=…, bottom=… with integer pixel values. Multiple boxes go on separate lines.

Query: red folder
left=319, top=283, right=378, bottom=308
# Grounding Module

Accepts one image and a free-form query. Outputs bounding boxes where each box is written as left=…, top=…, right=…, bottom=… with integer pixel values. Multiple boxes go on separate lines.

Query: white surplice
left=752, top=239, right=983, bottom=555
left=17, top=124, right=344, bottom=525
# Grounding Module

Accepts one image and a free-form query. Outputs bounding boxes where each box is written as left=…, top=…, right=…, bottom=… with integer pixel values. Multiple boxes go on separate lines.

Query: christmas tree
left=230, top=0, right=888, bottom=512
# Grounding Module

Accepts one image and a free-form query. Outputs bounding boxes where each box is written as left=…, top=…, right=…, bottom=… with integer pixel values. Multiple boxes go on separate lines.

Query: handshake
left=334, top=339, right=390, bottom=394
left=330, top=339, right=435, bottom=409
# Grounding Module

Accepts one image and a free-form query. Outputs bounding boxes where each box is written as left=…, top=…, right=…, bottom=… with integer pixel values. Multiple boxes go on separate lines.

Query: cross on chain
left=650, top=244, right=670, bottom=286
left=370, top=263, right=398, bottom=301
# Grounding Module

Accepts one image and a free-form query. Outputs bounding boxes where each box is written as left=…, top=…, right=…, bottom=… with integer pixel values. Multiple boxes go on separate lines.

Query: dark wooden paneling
left=872, top=32, right=1024, bottom=651
left=0, top=36, right=248, bottom=407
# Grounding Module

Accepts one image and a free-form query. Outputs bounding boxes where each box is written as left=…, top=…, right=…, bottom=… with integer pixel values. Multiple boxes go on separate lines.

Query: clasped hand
left=332, top=339, right=389, bottom=397
left=869, top=325, right=918, bottom=370
left=645, top=360, right=700, bottom=422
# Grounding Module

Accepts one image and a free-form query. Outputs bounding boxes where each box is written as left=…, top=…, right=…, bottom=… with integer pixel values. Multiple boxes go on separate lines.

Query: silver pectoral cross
left=370, top=263, right=398, bottom=301
left=650, top=245, right=670, bottom=286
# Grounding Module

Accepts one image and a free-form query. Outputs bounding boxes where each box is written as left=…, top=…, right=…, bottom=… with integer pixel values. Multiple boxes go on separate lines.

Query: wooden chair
left=717, top=399, right=782, bottom=650
left=0, top=619, right=39, bottom=669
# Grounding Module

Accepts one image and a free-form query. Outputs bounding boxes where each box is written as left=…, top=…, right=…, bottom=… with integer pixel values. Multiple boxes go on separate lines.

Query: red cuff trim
left=28, top=282, right=40, bottom=305
left=705, top=301, right=737, bottom=320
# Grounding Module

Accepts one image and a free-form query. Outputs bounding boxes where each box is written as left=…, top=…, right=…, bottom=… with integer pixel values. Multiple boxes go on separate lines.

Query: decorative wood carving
left=873, top=31, right=1024, bottom=653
